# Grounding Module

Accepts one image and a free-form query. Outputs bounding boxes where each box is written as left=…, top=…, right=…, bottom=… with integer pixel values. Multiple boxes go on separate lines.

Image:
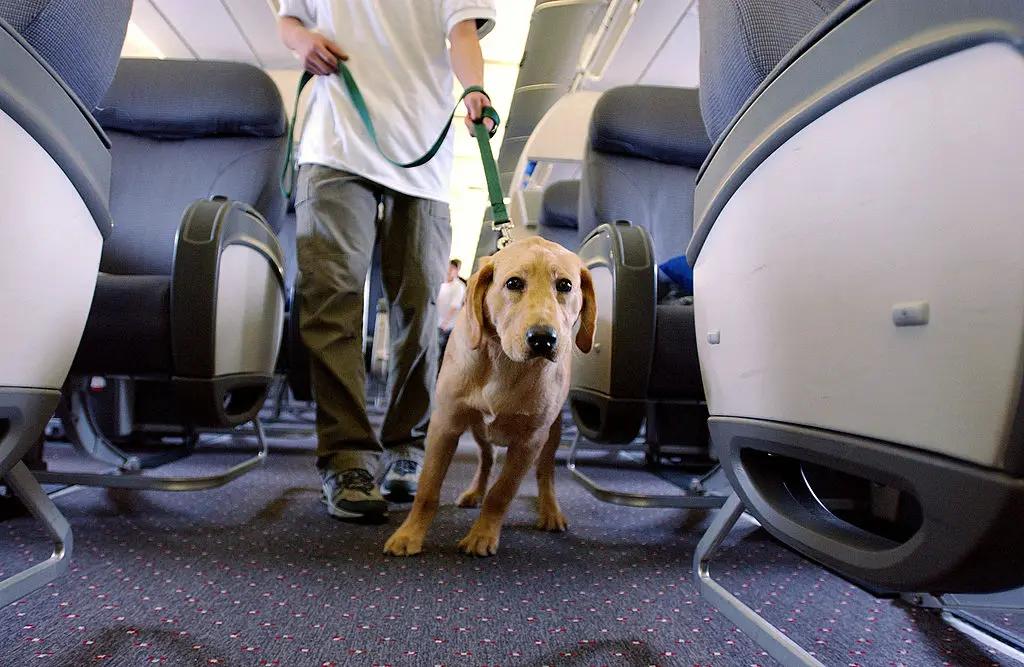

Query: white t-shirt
left=437, top=279, right=466, bottom=331
left=279, top=0, right=496, bottom=203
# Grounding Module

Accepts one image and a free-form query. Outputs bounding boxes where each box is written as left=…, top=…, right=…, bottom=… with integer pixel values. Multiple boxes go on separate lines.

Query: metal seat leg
left=35, top=416, right=269, bottom=492
left=566, top=432, right=727, bottom=509
left=693, top=493, right=822, bottom=667
left=0, top=462, right=73, bottom=607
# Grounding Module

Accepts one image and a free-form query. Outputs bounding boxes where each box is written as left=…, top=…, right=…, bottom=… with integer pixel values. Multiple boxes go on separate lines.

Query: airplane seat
left=78, top=58, right=287, bottom=423
left=577, top=85, right=710, bottom=264
left=570, top=85, right=711, bottom=448
left=536, top=179, right=579, bottom=249
left=39, top=58, right=288, bottom=488
left=0, top=0, right=130, bottom=604
left=689, top=0, right=1024, bottom=662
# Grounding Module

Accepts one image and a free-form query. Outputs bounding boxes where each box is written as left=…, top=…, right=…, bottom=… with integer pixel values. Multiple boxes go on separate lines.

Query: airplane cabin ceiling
left=127, top=0, right=294, bottom=67
left=126, top=0, right=534, bottom=70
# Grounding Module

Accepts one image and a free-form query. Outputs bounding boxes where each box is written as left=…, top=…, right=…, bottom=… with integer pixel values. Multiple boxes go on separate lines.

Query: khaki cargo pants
left=295, top=164, right=451, bottom=472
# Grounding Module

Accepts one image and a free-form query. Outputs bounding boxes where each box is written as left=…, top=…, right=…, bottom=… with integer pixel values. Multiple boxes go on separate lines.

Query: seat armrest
left=171, top=196, right=285, bottom=425
left=569, top=221, right=657, bottom=443
left=95, top=59, right=286, bottom=140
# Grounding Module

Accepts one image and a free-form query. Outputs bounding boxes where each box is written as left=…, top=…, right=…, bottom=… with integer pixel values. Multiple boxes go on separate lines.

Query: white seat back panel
left=0, top=109, right=102, bottom=389
left=694, top=44, right=1024, bottom=469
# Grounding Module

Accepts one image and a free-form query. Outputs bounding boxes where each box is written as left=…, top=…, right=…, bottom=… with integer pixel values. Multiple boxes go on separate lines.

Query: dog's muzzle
left=526, top=325, right=558, bottom=361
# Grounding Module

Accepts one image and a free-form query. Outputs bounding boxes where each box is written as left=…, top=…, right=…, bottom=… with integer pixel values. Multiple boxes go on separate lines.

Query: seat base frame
left=693, top=493, right=827, bottom=666
left=0, top=388, right=71, bottom=607
left=35, top=382, right=268, bottom=491
left=566, top=432, right=727, bottom=509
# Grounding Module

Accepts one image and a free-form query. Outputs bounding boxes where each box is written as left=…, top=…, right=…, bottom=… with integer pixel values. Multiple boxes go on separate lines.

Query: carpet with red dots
left=0, top=430, right=1015, bottom=666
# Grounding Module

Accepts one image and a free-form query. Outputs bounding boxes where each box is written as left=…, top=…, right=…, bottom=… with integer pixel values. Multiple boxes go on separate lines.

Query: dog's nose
left=526, top=326, right=558, bottom=359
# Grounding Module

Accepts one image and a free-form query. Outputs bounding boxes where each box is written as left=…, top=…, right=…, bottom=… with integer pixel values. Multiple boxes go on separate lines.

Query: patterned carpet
left=0, top=422, right=1016, bottom=666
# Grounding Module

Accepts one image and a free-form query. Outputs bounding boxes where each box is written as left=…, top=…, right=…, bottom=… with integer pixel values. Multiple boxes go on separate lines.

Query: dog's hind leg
left=456, top=426, right=493, bottom=508
left=535, top=418, right=568, bottom=532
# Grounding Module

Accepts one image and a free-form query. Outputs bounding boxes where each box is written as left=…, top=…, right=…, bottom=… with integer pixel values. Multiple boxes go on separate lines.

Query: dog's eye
left=555, top=278, right=572, bottom=293
left=505, top=277, right=525, bottom=291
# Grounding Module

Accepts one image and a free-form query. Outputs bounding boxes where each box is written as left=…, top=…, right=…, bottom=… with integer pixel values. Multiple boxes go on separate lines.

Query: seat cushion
left=537, top=180, right=580, bottom=249
left=534, top=224, right=580, bottom=251
left=100, top=132, right=287, bottom=275
left=579, top=87, right=709, bottom=264
left=93, top=59, right=288, bottom=276
left=590, top=86, right=710, bottom=168
left=71, top=274, right=172, bottom=375
left=698, top=0, right=845, bottom=143
left=647, top=302, right=703, bottom=400
left=95, top=59, right=286, bottom=139
left=0, top=0, right=130, bottom=110
left=579, top=153, right=699, bottom=266
left=539, top=180, right=580, bottom=229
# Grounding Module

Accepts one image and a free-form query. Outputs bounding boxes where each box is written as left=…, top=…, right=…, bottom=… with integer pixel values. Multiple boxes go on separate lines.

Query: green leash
left=281, top=62, right=514, bottom=249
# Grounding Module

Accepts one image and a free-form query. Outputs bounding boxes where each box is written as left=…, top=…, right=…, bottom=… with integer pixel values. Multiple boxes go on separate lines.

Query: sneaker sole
left=321, top=491, right=388, bottom=522
left=381, top=479, right=417, bottom=502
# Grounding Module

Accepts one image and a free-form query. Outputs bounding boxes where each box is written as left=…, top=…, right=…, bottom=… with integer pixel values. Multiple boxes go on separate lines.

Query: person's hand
left=463, top=91, right=495, bottom=136
left=296, top=29, right=348, bottom=75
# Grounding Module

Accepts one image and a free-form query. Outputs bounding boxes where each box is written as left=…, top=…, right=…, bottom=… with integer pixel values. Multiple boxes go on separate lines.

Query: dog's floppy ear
left=467, top=258, right=494, bottom=349
left=575, top=266, right=596, bottom=353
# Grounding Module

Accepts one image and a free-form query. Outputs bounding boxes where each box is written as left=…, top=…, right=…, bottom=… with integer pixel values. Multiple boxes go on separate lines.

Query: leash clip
left=492, top=221, right=514, bottom=250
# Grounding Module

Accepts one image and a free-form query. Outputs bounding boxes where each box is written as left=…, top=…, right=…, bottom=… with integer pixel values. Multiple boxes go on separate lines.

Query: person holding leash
left=278, top=0, right=497, bottom=522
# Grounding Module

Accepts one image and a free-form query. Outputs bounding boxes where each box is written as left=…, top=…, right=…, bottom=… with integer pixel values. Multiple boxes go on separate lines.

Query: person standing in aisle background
left=436, top=258, right=466, bottom=368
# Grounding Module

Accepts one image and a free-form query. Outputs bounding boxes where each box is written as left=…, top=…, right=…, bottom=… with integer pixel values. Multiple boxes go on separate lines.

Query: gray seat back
left=698, top=0, right=845, bottom=144
left=579, top=86, right=710, bottom=265
left=0, top=0, right=130, bottom=111
left=537, top=180, right=580, bottom=250
left=93, top=59, right=288, bottom=276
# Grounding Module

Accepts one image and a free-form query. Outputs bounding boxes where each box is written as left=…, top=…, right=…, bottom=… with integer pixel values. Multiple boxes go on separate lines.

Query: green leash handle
left=281, top=62, right=512, bottom=247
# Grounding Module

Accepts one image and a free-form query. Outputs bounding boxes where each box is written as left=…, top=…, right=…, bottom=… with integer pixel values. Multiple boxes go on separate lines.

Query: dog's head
left=466, top=236, right=596, bottom=363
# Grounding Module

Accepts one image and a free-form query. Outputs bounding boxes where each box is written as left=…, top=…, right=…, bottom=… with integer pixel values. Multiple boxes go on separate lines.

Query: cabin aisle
left=0, top=429, right=1009, bottom=666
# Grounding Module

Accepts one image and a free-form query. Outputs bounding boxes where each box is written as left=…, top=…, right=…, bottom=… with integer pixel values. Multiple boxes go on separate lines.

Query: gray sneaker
left=381, top=447, right=423, bottom=501
left=322, top=468, right=388, bottom=522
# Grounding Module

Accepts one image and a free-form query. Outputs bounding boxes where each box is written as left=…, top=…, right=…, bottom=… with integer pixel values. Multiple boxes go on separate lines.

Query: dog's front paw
left=384, top=528, right=424, bottom=556
left=536, top=508, right=568, bottom=532
left=457, top=526, right=500, bottom=557
left=455, top=488, right=484, bottom=508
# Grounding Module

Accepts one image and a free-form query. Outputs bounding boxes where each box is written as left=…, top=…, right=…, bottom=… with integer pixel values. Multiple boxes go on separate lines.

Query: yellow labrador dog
left=384, top=236, right=595, bottom=557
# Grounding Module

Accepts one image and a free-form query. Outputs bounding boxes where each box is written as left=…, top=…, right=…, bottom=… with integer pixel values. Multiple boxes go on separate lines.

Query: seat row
left=514, top=0, right=1024, bottom=663
left=0, top=1, right=327, bottom=606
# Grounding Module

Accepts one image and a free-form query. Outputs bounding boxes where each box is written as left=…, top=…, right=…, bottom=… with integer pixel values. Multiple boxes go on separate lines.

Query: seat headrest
left=0, top=0, right=131, bottom=110
left=697, top=0, right=845, bottom=143
left=540, top=180, right=580, bottom=229
left=94, top=59, right=287, bottom=139
left=589, top=86, right=711, bottom=169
